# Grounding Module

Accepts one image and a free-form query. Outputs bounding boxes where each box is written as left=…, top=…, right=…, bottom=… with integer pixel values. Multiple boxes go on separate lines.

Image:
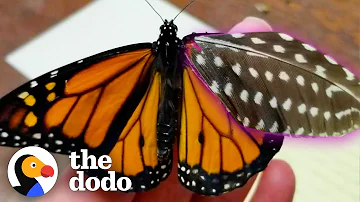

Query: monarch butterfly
left=0, top=1, right=359, bottom=196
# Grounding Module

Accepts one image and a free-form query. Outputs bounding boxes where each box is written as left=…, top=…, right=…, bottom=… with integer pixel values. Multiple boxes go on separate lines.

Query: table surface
left=0, top=1, right=359, bottom=202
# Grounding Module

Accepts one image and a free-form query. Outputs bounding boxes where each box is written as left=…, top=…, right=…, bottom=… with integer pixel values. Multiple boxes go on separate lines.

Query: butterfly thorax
left=155, top=19, right=182, bottom=65
left=154, top=19, right=183, bottom=161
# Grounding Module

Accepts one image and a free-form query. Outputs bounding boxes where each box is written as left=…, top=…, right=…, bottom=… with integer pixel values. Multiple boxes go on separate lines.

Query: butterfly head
left=157, top=19, right=181, bottom=48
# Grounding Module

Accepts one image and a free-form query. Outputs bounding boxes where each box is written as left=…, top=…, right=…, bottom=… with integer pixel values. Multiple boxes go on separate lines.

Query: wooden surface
left=0, top=0, right=92, bottom=97
left=170, top=0, right=360, bottom=74
left=0, top=0, right=358, bottom=201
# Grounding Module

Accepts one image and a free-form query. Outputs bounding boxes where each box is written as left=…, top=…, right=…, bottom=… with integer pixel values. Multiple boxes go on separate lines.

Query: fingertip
left=40, top=166, right=135, bottom=202
left=251, top=160, right=296, bottom=202
left=267, top=160, right=296, bottom=191
left=268, top=160, right=296, bottom=183
left=229, top=16, right=273, bottom=33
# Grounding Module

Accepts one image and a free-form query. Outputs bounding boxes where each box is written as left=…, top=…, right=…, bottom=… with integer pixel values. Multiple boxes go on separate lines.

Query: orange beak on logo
left=41, top=165, right=54, bottom=178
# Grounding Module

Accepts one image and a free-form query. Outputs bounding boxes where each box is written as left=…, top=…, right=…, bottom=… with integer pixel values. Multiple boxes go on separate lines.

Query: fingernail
left=241, top=16, right=273, bottom=31
left=229, top=16, right=273, bottom=33
left=242, top=17, right=271, bottom=26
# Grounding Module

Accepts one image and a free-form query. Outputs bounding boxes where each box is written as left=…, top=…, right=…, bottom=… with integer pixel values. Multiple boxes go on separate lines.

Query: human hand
left=39, top=17, right=295, bottom=202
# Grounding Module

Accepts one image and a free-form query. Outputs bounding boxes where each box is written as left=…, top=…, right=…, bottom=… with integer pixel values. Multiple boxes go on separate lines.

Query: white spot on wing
left=324, top=111, right=331, bottom=120
left=279, top=33, right=294, bottom=41
left=1, top=132, right=9, bottom=138
left=279, top=71, right=290, bottom=82
left=224, top=83, right=233, bottom=96
left=296, top=75, right=305, bottom=86
left=315, top=65, right=327, bottom=78
left=196, top=55, right=205, bottom=64
left=335, top=108, right=354, bottom=120
left=18, top=92, right=29, bottom=99
left=343, top=67, right=355, bottom=81
left=32, top=133, right=41, bottom=139
left=214, top=56, right=224, bottom=67
left=295, top=54, right=307, bottom=63
left=231, top=33, right=245, bottom=38
left=282, top=98, right=292, bottom=111
left=302, top=43, right=316, bottom=51
left=283, top=126, right=291, bottom=134
left=298, top=104, right=306, bottom=114
left=295, top=127, right=305, bottom=135
left=251, top=37, right=266, bottom=44
left=273, top=45, right=285, bottom=53
left=269, top=97, right=278, bottom=108
left=311, top=83, right=319, bottom=94
left=240, top=90, right=249, bottom=102
left=310, top=107, right=319, bottom=117
left=51, top=70, right=58, bottom=75
left=324, top=55, right=338, bottom=65
left=269, top=121, right=279, bottom=132
left=265, top=71, right=273, bottom=82
left=326, top=85, right=342, bottom=98
left=255, top=119, right=265, bottom=130
left=210, top=81, right=220, bottom=94
left=243, top=117, right=250, bottom=127
left=254, top=92, right=263, bottom=105
left=249, top=68, right=259, bottom=78
left=232, top=63, right=241, bottom=76
left=30, top=81, right=38, bottom=88
left=55, top=140, right=63, bottom=145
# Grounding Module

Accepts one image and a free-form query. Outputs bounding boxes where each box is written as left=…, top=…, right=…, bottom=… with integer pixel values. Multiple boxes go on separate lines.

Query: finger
left=132, top=146, right=193, bottom=202
left=250, top=160, right=295, bottom=202
left=188, top=173, right=258, bottom=202
left=228, top=16, right=273, bottom=33
left=39, top=166, right=135, bottom=202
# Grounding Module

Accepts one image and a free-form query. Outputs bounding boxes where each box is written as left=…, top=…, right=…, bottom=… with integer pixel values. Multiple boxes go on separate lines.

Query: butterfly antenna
left=145, top=0, right=165, bottom=22
left=173, top=0, right=196, bottom=21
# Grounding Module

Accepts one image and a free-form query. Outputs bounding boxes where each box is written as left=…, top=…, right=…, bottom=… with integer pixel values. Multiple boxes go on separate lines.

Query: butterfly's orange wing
left=178, top=66, right=283, bottom=195
left=0, top=45, right=171, bottom=191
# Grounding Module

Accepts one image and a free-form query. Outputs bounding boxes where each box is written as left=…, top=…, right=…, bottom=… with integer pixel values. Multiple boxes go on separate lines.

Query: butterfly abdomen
left=154, top=19, right=184, bottom=161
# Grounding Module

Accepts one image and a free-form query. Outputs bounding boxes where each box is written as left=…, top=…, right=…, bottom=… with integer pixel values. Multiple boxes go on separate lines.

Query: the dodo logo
left=7, top=146, right=58, bottom=197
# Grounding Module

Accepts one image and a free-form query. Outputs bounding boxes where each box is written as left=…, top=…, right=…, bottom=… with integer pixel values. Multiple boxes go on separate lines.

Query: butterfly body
left=153, top=19, right=183, bottom=161
left=0, top=17, right=359, bottom=196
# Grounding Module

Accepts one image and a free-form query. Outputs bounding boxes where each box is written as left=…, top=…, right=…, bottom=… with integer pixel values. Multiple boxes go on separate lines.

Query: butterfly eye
left=30, top=162, right=36, bottom=168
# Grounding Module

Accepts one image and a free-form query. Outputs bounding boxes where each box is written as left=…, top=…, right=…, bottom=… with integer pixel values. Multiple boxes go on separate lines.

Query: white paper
left=5, top=0, right=215, bottom=79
